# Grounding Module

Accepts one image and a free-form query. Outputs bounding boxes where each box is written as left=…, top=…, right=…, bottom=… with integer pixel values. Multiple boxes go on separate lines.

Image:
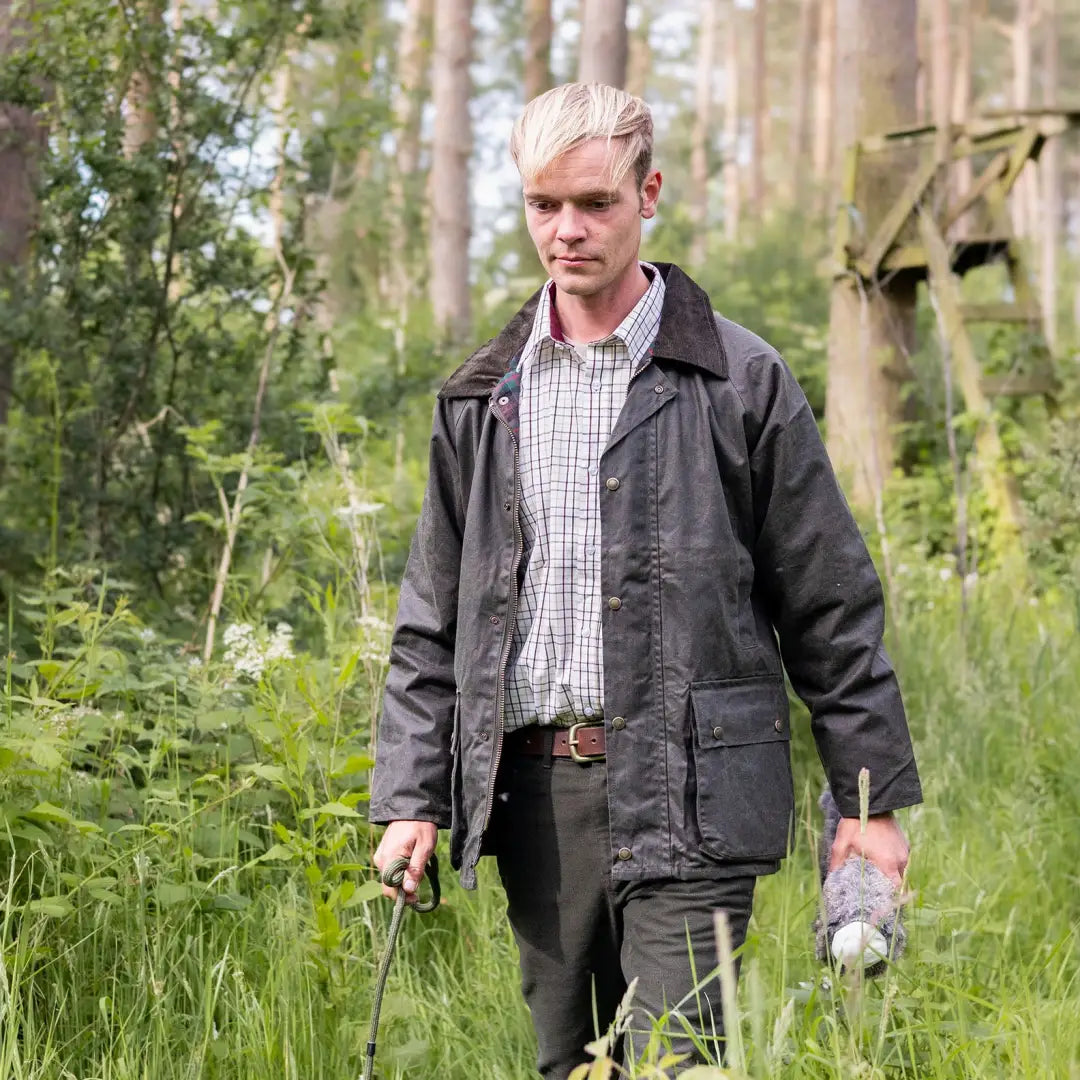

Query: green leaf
left=299, top=801, right=360, bottom=820
left=256, top=843, right=295, bottom=863
left=250, top=764, right=288, bottom=784
left=27, top=896, right=74, bottom=918
left=89, top=888, right=124, bottom=906
left=155, top=883, right=195, bottom=908
left=342, top=879, right=384, bottom=907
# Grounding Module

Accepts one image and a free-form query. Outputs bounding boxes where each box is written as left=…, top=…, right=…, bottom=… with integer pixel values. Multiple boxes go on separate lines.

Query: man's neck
left=552, top=262, right=651, bottom=343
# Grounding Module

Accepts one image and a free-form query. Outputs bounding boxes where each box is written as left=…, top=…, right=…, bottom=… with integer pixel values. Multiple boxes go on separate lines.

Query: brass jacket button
left=608, top=597, right=622, bottom=610
left=611, top=716, right=626, bottom=731
left=605, top=477, right=620, bottom=491
left=617, top=847, right=632, bottom=861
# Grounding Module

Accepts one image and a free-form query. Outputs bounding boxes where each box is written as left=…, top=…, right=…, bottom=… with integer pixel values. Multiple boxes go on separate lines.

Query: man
left=370, top=83, right=921, bottom=1078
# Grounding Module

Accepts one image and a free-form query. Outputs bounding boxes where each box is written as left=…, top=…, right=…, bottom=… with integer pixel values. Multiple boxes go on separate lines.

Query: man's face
left=522, top=139, right=661, bottom=299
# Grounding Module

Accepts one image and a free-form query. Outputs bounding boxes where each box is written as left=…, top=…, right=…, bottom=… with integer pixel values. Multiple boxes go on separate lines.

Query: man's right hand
left=373, top=820, right=438, bottom=904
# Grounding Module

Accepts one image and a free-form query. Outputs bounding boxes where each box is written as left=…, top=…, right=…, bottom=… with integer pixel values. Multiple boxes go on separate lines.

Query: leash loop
left=361, top=853, right=441, bottom=1080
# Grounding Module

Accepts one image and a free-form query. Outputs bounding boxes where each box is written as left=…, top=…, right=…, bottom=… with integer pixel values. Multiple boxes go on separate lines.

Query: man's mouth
left=555, top=255, right=593, bottom=266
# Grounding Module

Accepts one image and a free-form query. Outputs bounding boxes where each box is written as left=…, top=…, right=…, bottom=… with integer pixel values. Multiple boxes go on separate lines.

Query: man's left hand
left=828, top=812, right=909, bottom=888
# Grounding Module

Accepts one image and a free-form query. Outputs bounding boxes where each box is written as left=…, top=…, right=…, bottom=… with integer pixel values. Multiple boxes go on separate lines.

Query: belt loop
left=542, top=727, right=554, bottom=770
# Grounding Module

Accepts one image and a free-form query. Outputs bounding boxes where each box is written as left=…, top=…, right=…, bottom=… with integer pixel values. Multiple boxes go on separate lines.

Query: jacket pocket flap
left=690, top=677, right=789, bottom=747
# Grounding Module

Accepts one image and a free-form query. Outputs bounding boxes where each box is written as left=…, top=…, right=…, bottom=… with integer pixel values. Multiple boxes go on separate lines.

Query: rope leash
left=361, top=853, right=441, bottom=1080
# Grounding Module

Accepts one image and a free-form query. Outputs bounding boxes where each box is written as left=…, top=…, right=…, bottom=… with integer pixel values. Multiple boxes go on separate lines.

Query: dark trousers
left=492, top=748, right=756, bottom=1080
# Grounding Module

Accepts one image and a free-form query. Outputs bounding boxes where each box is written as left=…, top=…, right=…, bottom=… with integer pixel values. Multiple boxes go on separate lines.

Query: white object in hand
left=830, top=921, right=888, bottom=968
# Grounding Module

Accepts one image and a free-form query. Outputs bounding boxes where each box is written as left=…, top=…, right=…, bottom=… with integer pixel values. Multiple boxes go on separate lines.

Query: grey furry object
left=814, top=789, right=905, bottom=977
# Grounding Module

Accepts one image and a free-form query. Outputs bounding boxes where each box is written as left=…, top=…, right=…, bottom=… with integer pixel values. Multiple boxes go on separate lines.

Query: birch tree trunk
left=722, top=4, right=740, bottom=244
left=577, top=0, right=628, bottom=87
left=789, top=0, right=816, bottom=189
left=430, top=0, right=473, bottom=343
left=524, top=0, right=552, bottom=101
left=0, top=0, right=46, bottom=431
left=123, top=0, right=165, bottom=158
left=811, top=0, right=835, bottom=193
left=824, top=0, right=919, bottom=511
left=750, top=0, right=767, bottom=218
left=689, top=0, right=718, bottom=268
left=1040, top=0, right=1061, bottom=351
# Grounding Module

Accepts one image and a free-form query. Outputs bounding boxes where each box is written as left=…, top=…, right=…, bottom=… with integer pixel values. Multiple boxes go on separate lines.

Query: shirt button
left=583, top=707, right=594, bottom=717
left=592, top=381, right=601, bottom=391
left=712, top=725, right=724, bottom=740
left=588, top=466, right=598, bottom=476
left=611, top=716, right=626, bottom=731
left=608, top=597, right=622, bottom=610
left=617, top=847, right=633, bottom=861
left=605, top=477, right=620, bottom=491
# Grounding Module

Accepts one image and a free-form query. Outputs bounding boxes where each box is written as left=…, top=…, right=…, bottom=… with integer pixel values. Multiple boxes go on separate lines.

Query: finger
left=827, top=838, right=852, bottom=873
left=403, top=837, right=436, bottom=894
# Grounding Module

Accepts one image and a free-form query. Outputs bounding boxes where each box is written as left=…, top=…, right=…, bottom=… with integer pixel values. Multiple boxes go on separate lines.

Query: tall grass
left=1, top=570, right=1078, bottom=1077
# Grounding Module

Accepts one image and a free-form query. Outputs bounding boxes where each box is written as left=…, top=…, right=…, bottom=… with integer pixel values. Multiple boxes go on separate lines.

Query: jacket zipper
left=480, top=406, right=523, bottom=837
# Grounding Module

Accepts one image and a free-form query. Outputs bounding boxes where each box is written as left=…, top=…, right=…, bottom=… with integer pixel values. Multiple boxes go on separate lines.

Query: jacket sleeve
left=368, top=397, right=464, bottom=828
left=744, top=346, right=922, bottom=819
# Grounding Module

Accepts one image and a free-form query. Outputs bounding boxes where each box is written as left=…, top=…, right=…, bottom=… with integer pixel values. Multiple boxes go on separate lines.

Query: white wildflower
left=336, top=501, right=384, bottom=521
left=265, top=622, right=295, bottom=662
left=938, top=567, right=952, bottom=582
left=137, top=626, right=156, bottom=643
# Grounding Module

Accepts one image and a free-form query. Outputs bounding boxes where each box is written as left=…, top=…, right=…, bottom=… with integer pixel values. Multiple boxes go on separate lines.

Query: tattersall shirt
left=505, top=263, right=666, bottom=729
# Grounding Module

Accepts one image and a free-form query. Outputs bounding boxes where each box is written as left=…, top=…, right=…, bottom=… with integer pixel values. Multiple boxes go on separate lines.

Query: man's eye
left=530, top=201, right=554, bottom=212
left=589, top=201, right=612, bottom=210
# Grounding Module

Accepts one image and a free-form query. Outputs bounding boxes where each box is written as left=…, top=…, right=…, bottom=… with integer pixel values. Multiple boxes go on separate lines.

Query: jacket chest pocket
left=690, top=677, right=794, bottom=860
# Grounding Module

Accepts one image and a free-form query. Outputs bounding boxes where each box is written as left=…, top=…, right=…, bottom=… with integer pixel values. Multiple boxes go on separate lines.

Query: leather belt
left=507, top=721, right=606, bottom=763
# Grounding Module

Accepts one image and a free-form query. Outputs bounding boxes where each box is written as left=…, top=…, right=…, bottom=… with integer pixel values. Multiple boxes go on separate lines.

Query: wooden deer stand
left=832, top=108, right=1080, bottom=564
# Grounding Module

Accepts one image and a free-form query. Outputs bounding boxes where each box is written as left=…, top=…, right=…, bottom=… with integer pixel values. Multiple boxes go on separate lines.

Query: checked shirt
left=505, top=263, right=666, bottom=730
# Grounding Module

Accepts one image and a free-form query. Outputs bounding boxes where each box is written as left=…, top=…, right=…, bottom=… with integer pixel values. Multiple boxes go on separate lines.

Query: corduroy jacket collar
left=438, top=262, right=728, bottom=399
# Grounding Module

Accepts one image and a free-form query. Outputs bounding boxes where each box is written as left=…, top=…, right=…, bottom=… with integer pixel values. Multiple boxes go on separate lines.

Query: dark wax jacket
left=369, top=263, right=922, bottom=890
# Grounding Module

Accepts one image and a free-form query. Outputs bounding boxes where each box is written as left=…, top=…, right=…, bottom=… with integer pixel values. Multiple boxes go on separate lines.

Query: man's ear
left=640, top=169, right=662, bottom=220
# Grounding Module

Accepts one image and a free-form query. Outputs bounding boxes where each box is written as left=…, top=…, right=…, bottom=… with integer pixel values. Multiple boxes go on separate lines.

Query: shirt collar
left=518, top=261, right=666, bottom=374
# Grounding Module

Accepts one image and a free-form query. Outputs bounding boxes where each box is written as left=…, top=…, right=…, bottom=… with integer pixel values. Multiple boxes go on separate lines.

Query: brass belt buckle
left=567, top=721, right=604, bottom=763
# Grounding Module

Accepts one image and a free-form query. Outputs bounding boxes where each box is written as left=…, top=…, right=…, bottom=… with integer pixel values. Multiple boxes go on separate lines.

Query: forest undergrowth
left=1, top=538, right=1078, bottom=1078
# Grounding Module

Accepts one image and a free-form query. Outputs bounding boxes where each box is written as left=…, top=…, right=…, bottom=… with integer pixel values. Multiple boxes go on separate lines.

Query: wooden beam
left=855, top=154, right=938, bottom=277
left=941, top=149, right=1009, bottom=232
left=918, top=209, right=1026, bottom=563
left=960, top=302, right=1041, bottom=323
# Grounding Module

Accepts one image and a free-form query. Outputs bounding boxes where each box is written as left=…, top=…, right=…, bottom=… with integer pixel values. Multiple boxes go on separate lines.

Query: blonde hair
left=510, top=82, right=654, bottom=191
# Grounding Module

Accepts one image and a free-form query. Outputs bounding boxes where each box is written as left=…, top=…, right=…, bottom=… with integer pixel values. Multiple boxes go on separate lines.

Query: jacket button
left=712, top=725, right=723, bottom=740
left=607, top=597, right=622, bottom=610
left=490, top=615, right=500, bottom=625
left=611, top=716, right=626, bottom=731
left=503, top=500, right=512, bottom=512
left=617, top=847, right=632, bottom=861
left=605, top=477, right=620, bottom=491
left=774, top=717, right=784, bottom=732
left=480, top=730, right=490, bottom=742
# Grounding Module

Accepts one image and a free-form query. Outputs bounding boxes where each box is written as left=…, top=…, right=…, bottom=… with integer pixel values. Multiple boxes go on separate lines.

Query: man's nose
left=554, top=206, right=587, bottom=244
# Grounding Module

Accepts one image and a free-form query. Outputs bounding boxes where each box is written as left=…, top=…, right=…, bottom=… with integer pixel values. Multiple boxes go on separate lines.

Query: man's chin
left=550, top=263, right=604, bottom=296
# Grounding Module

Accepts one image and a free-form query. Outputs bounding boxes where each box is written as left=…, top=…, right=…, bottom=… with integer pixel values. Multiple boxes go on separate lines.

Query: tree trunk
left=0, top=0, right=46, bottom=430
left=524, top=0, right=552, bottom=101
left=824, top=0, right=919, bottom=511
left=951, top=0, right=973, bottom=233
left=625, top=2, right=652, bottom=99
left=689, top=0, right=718, bottom=268
left=123, top=0, right=165, bottom=158
left=387, top=0, right=433, bottom=312
left=789, top=0, right=816, bottom=189
left=722, top=3, right=740, bottom=244
left=811, top=0, right=835, bottom=194
left=577, top=0, right=628, bottom=87
left=1010, top=0, right=1038, bottom=238
left=1040, top=0, right=1060, bottom=352
left=750, top=0, right=767, bottom=218
left=430, top=0, right=473, bottom=343
left=928, top=0, right=950, bottom=184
